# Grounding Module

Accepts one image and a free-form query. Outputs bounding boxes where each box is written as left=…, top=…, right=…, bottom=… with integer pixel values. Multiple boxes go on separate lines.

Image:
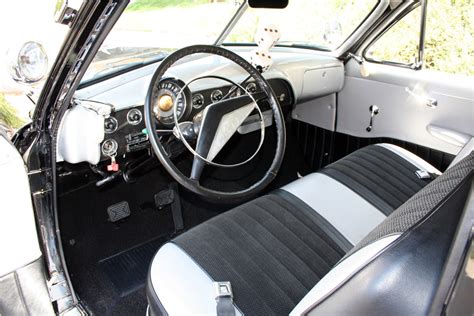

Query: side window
left=365, top=1, right=473, bottom=76
left=365, top=6, right=421, bottom=66
left=425, top=0, right=473, bottom=75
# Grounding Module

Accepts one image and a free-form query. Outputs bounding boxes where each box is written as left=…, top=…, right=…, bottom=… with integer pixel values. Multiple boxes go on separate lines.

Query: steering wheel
left=144, top=45, right=286, bottom=201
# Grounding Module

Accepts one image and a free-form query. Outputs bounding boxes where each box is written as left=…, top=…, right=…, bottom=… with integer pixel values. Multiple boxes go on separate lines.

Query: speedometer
left=153, top=78, right=191, bottom=126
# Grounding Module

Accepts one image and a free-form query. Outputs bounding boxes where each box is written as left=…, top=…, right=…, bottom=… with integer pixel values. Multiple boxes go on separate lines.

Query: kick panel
left=293, top=121, right=454, bottom=172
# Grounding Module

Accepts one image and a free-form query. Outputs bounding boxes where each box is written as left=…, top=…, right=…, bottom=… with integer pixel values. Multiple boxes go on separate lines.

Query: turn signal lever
left=366, top=105, right=379, bottom=132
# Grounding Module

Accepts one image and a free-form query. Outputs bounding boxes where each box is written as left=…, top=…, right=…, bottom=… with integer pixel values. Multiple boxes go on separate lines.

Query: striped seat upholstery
left=147, top=145, right=472, bottom=316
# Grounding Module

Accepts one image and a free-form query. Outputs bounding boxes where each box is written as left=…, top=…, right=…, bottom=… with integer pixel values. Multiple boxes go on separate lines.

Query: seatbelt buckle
left=415, top=170, right=439, bottom=180
left=214, top=281, right=233, bottom=300
left=415, top=170, right=432, bottom=180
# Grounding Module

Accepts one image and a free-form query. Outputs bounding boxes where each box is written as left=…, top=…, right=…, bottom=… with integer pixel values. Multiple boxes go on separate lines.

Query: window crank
left=366, top=105, right=379, bottom=132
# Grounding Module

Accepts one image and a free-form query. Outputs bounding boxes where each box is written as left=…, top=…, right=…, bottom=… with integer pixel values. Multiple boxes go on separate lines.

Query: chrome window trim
left=332, top=0, right=390, bottom=57
left=214, top=0, right=249, bottom=46
left=358, top=0, right=430, bottom=70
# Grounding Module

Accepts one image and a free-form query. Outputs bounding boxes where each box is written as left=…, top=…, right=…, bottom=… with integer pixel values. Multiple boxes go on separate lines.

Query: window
left=365, top=6, right=421, bottom=66
left=365, top=0, right=473, bottom=76
left=225, top=0, right=379, bottom=51
left=425, top=0, right=473, bottom=75
left=82, top=0, right=240, bottom=83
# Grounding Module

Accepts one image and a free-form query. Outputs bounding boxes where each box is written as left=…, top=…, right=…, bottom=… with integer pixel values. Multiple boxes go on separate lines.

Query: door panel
left=337, top=59, right=474, bottom=155
left=0, top=136, right=42, bottom=276
left=0, top=135, right=54, bottom=315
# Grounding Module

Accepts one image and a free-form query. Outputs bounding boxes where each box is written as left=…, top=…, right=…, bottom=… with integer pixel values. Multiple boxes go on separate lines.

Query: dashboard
left=97, top=77, right=293, bottom=161
left=59, top=46, right=345, bottom=165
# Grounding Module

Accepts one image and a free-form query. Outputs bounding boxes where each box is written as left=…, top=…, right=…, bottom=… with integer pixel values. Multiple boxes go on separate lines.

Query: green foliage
left=367, top=8, right=420, bottom=65
left=424, top=0, right=474, bottom=75
left=0, top=94, right=25, bottom=129
left=368, top=0, right=474, bottom=75
left=127, top=0, right=208, bottom=11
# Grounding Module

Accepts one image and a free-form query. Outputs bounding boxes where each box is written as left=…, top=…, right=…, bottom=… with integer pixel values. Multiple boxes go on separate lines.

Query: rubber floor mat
left=99, top=236, right=167, bottom=297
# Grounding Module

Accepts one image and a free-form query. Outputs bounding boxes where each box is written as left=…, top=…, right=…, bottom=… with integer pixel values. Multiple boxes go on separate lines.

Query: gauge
left=101, top=139, right=118, bottom=156
left=210, top=89, right=223, bottom=103
left=127, top=108, right=142, bottom=125
left=192, top=93, right=205, bottom=109
left=104, top=116, right=118, bottom=134
left=153, top=78, right=191, bottom=126
left=246, top=82, right=257, bottom=93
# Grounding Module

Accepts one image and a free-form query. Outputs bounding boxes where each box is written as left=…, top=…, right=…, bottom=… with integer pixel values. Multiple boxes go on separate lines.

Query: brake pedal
left=107, top=201, right=131, bottom=222
left=154, top=183, right=184, bottom=232
left=154, top=189, right=174, bottom=209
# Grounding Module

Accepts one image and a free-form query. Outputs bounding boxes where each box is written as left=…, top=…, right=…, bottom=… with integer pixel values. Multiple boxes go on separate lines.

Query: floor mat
left=58, top=124, right=307, bottom=315
left=99, top=236, right=166, bottom=297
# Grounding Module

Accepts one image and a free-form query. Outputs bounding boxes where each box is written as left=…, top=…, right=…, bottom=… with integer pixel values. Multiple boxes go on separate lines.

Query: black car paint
left=15, top=0, right=130, bottom=313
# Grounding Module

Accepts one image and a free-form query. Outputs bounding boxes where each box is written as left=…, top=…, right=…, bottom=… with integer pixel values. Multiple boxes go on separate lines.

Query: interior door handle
left=427, top=125, right=470, bottom=147
left=366, top=105, right=379, bottom=132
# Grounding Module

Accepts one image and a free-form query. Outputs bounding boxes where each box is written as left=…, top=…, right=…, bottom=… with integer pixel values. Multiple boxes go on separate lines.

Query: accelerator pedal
left=107, top=201, right=131, bottom=222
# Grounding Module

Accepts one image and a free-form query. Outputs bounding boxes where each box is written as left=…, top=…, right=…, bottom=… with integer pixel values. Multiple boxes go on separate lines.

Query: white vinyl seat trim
left=149, top=243, right=241, bottom=316
left=282, top=173, right=386, bottom=245
left=290, top=234, right=401, bottom=316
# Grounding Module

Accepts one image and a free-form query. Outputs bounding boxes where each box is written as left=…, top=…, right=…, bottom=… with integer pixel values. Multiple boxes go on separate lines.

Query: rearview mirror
left=54, top=0, right=77, bottom=25
left=248, top=0, right=288, bottom=9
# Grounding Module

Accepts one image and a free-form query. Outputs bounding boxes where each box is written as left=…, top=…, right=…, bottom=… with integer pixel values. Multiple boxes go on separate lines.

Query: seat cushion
left=148, top=193, right=350, bottom=315
left=147, top=144, right=444, bottom=315
left=282, top=144, right=440, bottom=245
left=319, top=144, right=440, bottom=215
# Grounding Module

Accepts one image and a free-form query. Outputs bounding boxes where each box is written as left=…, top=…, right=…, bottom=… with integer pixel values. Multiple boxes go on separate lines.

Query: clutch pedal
left=107, top=201, right=131, bottom=222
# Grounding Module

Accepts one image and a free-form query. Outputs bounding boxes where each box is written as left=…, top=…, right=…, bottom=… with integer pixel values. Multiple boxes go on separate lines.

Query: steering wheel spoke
left=190, top=156, right=205, bottom=182
left=251, top=91, right=268, bottom=102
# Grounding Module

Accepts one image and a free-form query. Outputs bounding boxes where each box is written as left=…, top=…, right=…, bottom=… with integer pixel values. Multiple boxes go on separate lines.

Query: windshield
left=83, top=0, right=379, bottom=83
left=82, top=0, right=240, bottom=83
left=225, top=0, right=378, bottom=50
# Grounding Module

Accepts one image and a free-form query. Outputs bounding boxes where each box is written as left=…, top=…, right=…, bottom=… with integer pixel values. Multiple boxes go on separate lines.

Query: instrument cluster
left=100, top=105, right=148, bottom=160
left=150, top=77, right=261, bottom=126
left=98, top=77, right=293, bottom=161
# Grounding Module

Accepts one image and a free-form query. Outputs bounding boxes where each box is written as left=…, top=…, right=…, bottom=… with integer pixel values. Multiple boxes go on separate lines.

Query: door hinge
left=28, top=168, right=53, bottom=195
left=47, top=273, right=71, bottom=302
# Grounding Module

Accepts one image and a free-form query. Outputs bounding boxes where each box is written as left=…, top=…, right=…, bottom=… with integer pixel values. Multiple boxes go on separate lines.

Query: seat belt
left=214, top=282, right=236, bottom=316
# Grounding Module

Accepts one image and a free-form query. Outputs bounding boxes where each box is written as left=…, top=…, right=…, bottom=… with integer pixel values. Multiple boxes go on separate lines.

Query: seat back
left=291, top=152, right=473, bottom=315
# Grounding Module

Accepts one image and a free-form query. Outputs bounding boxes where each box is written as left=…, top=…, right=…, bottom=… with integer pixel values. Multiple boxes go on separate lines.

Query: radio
left=125, top=132, right=149, bottom=152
